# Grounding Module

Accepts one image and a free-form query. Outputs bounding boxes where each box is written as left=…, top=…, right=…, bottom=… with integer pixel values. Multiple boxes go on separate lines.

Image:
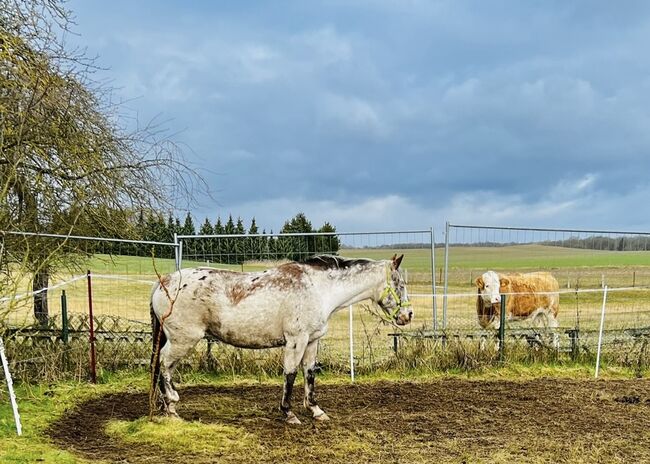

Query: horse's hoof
left=314, top=412, right=330, bottom=421
left=286, top=412, right=301, bottom=425
left=164, top=404, right=181, bottom=420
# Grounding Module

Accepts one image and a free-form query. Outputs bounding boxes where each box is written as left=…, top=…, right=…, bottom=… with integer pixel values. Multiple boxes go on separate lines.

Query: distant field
left=78, top=244, right=650, bottom=276
left=343, top=244, right=650, bottom=272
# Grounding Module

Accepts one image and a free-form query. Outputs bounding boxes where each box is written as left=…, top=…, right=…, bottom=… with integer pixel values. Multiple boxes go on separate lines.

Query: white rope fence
left=0, top=336, right=22, bottom=436
left=413, top=285, right=650, bottom=299
left=2, top=273, right=647, bottom=307
left=0, top=275, right=87, bottom=303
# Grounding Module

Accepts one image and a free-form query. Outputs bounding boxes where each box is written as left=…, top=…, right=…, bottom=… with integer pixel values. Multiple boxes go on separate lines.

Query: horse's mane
left=303, top=255, right=374, bottom=270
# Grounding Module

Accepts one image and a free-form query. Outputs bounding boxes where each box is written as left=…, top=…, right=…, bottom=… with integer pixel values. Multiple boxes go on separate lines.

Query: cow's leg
left=301, top=339, right=329, bottom=421
left=159, top=330, right=204, bottom=417
left=281, top=334, right=309, bottom=424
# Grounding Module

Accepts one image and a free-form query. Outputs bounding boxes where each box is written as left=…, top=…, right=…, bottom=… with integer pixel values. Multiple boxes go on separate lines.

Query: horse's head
left=376, top=254, right=413, bottom=326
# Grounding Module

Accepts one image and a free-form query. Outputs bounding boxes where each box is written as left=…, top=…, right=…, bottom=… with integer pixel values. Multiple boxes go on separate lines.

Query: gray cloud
left=69, top=0, right=650, bottom=231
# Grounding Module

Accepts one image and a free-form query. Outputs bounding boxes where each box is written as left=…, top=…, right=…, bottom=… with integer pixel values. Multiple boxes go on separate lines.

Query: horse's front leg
left=302, top=339, right=329, bottom=421
left=281, top=335, right=308, bottom=425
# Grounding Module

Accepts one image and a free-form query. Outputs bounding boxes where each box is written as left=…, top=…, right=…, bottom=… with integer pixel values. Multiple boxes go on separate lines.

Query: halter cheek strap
left=377, top=266, right=411, bottom=323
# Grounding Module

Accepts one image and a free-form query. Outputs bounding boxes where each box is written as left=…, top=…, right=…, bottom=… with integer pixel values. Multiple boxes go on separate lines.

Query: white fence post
left=349, top=305, right=355, bottom=383
left=0, top=336, right=22, bottom=436
left=595, top=286, right=609, bottom=378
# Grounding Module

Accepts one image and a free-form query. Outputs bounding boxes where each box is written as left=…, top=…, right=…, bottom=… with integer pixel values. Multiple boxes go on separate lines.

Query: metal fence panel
left=441, top=223, right=650, bottom=350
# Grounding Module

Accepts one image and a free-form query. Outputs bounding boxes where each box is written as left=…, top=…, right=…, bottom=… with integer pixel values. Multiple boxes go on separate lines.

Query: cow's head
left=475, top=271, right=510, bottom=328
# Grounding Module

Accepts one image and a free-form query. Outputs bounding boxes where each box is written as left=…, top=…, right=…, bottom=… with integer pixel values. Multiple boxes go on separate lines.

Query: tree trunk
left=33, top=269, right=49, bottom=327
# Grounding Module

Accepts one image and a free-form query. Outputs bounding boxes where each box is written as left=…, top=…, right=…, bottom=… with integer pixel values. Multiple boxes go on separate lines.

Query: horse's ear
left=475, top=276, right=484, bottom=290
left=392, top=254, right=404, bottom=270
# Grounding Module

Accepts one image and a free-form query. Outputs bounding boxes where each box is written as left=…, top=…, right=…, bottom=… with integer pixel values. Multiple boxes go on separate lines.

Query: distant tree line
left=449, top=235, right=650, bottom=251
left=542, top=235, right=650, bottom=252
left=104, top=211, right=340, bottom=263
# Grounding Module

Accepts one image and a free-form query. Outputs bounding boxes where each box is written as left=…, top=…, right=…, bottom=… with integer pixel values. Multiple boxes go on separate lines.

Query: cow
left=475, top=270, right=560, bottom=347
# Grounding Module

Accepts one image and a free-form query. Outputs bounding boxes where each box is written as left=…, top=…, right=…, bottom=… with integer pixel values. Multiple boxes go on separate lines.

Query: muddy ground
left=48, top=378, right=650, bottom=463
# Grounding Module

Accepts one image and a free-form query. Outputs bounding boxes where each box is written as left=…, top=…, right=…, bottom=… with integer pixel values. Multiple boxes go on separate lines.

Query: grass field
left=4, top=245, right=650, bottom=359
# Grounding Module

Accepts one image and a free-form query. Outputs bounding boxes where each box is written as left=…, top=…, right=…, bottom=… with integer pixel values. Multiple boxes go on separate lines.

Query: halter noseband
left=377, top=265, right=411, bottom=323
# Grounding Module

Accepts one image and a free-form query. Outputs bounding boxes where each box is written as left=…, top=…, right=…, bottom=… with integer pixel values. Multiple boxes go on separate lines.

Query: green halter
left=377, top=265, right=411, bottom=323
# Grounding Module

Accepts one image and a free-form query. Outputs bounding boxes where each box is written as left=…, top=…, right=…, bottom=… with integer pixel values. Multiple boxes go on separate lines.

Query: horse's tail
left=150, top=282, right=166, bottom=397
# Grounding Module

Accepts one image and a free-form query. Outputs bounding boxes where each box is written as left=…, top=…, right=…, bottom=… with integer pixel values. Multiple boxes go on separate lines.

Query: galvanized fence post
left=430, top=227, right=437, bottom=334
left=174, top=233, right=180, bottom=271
left=443, top=222, right=450, bottom=331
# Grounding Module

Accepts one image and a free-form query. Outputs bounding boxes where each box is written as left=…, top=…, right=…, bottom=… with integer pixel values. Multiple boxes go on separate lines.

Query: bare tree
left=1, top=0, right=206, bottom=325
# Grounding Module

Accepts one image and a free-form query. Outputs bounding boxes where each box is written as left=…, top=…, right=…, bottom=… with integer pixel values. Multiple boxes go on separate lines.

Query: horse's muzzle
left=396, top=309, right=413, bottom=325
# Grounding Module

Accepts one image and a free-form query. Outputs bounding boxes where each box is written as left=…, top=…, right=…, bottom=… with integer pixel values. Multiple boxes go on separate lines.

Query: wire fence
left=177, top=230, right=436, bottom=370
left=1, top=227, right=650, bottom=383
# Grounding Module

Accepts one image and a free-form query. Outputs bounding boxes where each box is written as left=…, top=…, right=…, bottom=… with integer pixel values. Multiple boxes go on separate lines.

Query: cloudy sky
left=67, top=0, right=650, bottom=235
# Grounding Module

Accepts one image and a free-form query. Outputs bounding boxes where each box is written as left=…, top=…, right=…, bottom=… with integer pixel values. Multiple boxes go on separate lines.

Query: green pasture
left=5, top=245, right=650, bottom=330
left=84, top=244, right=650, bottom=277
left=342, top=244, right=650, bottom=271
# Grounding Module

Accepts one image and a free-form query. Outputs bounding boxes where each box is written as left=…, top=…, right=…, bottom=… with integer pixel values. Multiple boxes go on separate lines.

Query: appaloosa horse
left=150, top=254, right=412, bottom=424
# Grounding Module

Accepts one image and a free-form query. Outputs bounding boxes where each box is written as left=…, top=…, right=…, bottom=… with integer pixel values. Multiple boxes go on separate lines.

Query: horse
left=150, top=254, right=412, bottom=424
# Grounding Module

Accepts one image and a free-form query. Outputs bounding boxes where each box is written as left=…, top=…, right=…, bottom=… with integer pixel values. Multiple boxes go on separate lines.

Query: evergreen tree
left=248, top=218, right=263, bottom=260
left=199, top=217, right=214, bottom=262
left=213, top=216, right=224, bottom=263
left=181, top=212, right=197, bottom=258
left=280, top=212, right=315, bottom=260
left=214, top=218, right=223, bottom=234
left=235, top=217, right=246, bottom=263
left=140, top=212, right=169, bottom=258
left=317, top=222, right=340, bottom=255
left=225, top=215, right=235, bottom=233
left=182, top=212, right=196, bottom=236
left=267, top=229, right=280, bottom=260
left=166, top=213, right=176, bottom=241
left=130, top=209, right=147, bottom=256
left=224, top=215, right=236, bottom=264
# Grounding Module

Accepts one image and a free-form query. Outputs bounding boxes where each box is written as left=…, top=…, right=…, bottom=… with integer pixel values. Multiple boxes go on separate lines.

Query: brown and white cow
left=475, top=271, right=560, bottom=339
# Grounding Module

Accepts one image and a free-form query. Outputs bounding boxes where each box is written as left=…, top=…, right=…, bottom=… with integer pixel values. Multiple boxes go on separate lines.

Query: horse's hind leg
left=302, top=339, right=328, bottom=421
left=159, top=332, right=204, bottom=416
left=280, top=335, right=309, bottom=425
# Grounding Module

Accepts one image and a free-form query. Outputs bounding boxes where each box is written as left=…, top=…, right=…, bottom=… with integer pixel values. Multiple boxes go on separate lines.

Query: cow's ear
left=475, top=276, right=484, bottom=289
left=499, top=277, right=510, bottom=288
left=392, top=254, right=404, bottom=270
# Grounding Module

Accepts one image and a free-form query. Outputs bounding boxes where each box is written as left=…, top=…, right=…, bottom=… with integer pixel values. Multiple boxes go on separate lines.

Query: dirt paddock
left=49, top=378, right=650, bottom=463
